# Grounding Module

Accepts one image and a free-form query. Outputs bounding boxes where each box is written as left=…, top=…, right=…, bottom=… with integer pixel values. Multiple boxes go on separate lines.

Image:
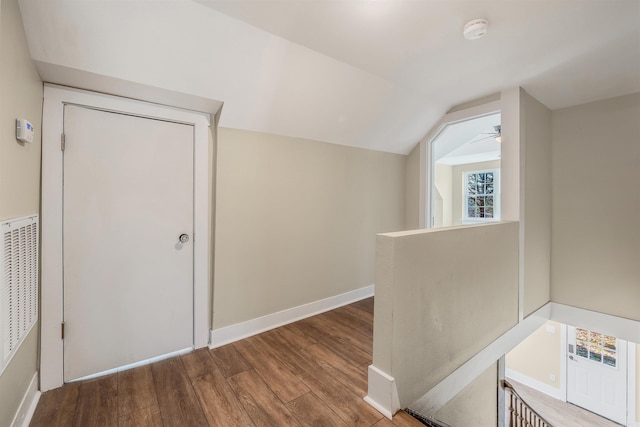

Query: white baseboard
left=209, top=285, right=374, bottom=348
left=505, top=368, right=564, bottom=401
left=364, top=396, right=393, bottom=420
left=365, top=364, right=400, bottom=420
left=11, top=372, right=40, bottom=427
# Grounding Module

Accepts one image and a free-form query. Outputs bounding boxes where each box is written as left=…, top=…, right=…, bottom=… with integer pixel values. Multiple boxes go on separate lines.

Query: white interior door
left=63, top=105, right=194, bottom=381
left=567, top=326, right=627, bottom=425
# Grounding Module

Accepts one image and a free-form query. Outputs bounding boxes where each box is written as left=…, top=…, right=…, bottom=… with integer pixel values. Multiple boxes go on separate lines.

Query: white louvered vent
left=1, top=215, right=38, bottom=373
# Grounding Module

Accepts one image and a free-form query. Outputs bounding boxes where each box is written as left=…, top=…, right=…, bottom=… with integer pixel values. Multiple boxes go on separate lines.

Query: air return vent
left=1, top=215, right=38, bottom=373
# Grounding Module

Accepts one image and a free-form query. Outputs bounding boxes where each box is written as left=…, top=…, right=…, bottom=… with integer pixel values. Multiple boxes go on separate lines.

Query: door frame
left=629, top=344, right=639, bottom=427
left=40, top=84, right=211, bottom=391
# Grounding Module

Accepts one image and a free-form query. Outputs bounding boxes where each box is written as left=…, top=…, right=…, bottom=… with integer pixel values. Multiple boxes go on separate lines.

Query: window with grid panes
left=575, top=328, right=618, bottom=367
left=464, top=169, right=499, bottom=221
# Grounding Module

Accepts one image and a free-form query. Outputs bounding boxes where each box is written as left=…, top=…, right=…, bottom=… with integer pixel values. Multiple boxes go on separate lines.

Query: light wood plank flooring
left=31, top=298, right=422, bottom=427
left=507, top=378, right=622, bottom=427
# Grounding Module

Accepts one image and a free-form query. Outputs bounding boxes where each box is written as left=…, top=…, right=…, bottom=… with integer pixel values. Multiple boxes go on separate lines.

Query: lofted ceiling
left=19, top=0, right=640, bottom=154
left=434, top=113, right=501, bottom=166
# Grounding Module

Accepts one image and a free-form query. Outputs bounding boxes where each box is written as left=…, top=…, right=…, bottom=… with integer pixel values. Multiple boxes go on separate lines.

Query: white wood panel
left=63, top=106, right=194, bottom=381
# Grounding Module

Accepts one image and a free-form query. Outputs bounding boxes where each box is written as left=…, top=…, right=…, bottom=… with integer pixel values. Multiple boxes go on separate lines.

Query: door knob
left=179, top=234, right=190, bottom=243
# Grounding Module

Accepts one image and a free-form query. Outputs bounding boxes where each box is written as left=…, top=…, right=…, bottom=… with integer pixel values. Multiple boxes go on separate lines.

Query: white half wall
left=369, top=222, right=519, bottom=413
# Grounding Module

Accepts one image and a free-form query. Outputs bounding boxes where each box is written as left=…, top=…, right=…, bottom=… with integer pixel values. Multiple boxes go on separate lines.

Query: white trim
left=365, top=365, right=401, bottom=419
left=505, top=368, right=565, bottom=401
left=419, top=140, right=427, bottom=229
left=409, top=303, right=550, bottom=415
left=40, top=84, right=211, bottom=391
left=422, top=100, right=502, bottom=230
left=69, top=347, right=192, bottom=382
left=629, top=344, right=639, bottom=427
left=10, top=372, right=40, bottom=427
left=559, top=322, right=568, bottom=402
left=34, top=61, right=223, bottom=118
left=549, top=302, right=640, bottom=344
left=422, top=101, right=503, bottom=150
left=209, top=285, right=374, bottom=348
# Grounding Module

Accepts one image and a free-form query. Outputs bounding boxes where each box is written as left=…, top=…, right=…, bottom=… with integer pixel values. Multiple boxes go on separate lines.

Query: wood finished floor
left=507, top=378, right=622, bottom=427
left=30, top=298, right=422, bottom=427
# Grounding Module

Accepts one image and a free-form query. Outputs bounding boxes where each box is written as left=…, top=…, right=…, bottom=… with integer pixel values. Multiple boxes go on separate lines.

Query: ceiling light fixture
left=463, top=19, right=488, bottom=40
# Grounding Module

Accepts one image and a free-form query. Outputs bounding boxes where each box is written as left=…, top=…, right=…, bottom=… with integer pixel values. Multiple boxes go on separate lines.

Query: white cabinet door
left=567, top=326, right=627, bottom=425
left=63, top=105, right=194, bottom=381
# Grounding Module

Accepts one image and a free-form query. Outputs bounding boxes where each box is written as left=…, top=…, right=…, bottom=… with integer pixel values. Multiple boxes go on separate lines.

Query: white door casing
left=567, top=326, right=627, bottom=425
left=41, top=85, right=211, bottom=391
left=62, top=105, right=194, bottom=381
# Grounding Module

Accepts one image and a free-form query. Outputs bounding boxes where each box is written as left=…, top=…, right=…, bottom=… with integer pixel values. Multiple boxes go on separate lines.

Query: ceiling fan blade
left=468, top=135, right=495, bottom=144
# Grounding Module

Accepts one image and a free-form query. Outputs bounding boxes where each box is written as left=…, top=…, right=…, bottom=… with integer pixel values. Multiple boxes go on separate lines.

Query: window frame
left=420, top=99, right=502, bottom=229
left=462, top=168, right=501, bottom=223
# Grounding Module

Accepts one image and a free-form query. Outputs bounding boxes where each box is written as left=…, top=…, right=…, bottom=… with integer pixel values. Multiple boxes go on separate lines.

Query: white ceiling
left=19, top=0, right=640, bottom=154
left=434, top=113, right=501, bottom=166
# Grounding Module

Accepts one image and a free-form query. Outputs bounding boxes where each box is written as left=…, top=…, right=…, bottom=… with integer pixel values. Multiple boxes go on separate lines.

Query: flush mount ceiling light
left=463, top=18, right=488, bottom=40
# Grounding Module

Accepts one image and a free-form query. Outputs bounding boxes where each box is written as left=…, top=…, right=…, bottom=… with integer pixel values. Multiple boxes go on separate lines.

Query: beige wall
left=433, top=364, right=497, bottom=427
left=451, top=160, right=501, bottom=226
left=405, top=143, right=420, bottom=230
left=0, top=0, right=43, bottom=424
left=506, top=321, right=562, bottom=389
left=373, top=222, right=519, bottom=407
left=0, top=0, right=42, bottom=219
left=551, top=93, right=640, bottom=321
left=213, top=128, right=405, bottom=329
left=521, top=91, right=552, bottom=317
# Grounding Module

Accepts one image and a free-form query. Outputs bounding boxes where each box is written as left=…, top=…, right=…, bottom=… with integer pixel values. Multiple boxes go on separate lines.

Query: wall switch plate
left=549, top=374, right=556, bottom=382
left=546, top=324, right=555, bottom=334
left=16, top=119, right=34, bottom=143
